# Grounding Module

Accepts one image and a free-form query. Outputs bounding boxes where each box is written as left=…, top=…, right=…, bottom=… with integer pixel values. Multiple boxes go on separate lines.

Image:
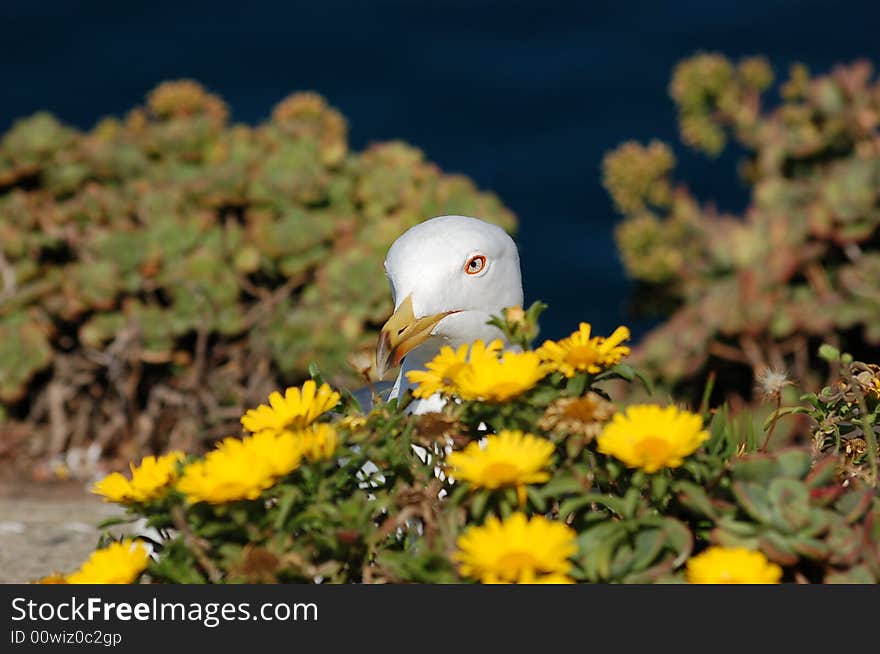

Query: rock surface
left=0, top=480, right=126, bottom=583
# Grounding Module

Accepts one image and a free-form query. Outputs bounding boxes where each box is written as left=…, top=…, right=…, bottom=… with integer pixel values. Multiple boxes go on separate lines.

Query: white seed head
left=755, top=367, right=792, bottom=399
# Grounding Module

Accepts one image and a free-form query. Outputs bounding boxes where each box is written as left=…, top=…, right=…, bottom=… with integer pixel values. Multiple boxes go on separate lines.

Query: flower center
left=482, top=462, right=522, bottom=485
left=633, top=436, right=672, bottom=464
left=564, top=398, right=598, bottom=421
left=565, top=345, right=600, bottom=367
left=496, top=551, right=539, bottom=577
left=441, top=362, right=468, bottom=385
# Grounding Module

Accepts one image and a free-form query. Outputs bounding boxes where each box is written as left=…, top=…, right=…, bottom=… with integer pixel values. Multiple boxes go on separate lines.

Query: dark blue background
left=1, top=1, right=878, bottom=340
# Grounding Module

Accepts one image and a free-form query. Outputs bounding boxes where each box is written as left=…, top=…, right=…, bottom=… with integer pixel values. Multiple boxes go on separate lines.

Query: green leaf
left=97, top=515, right=139, bottom=529
left=622, top=555, right=678, bottom=584
left=526, top=485, right=547, bottom=512
left=273, top=486, right=300, bottom=530
left=673, top=480, right=718, bottom=519
left=731, top=481, right=775, bottom=524
left=767, top=479, right=811, bottom=533
left=470, top=489, right=489, bottom=521
left=621, top=487, right=643, bottom=519
left=650, top=473, right=669, bottom=503
left=559, top=493, right=629, bottom=519
left=609, top=542, right=635, bottom=579
left=716, top=515, right=760, bottom=538
left=730, top=455, right=779, bottom=484
left=525, top=300, right=548, bottom=323
left=565, top=373, right=588, bottom=397
left=593, top=363, right=653, bottom=394
left=540, top=476, right=588, bottom=496
left=825, top=523, right=863, bottom=566
left=824, top=565, right=875, bottom=584
left=758, top=532, right=799, bottom=566
left=762, top=406, right=806, bottom=430
left=660, top=518, right=694, bottom=566
left=307, top=362, right=328, bottom=387
left=699, top=372, right=716, bottom=416
left=804, top=456, right=838, bottom=489
left=774, top=449, right=813, bottom=478
left=817, top=343, right=840, bottom=362
left=340, top=387, right=362, bottom=414
left=604, top=363, right=634, bottom=382
left=788, top=536, right=829, bottom=561
left=834, top=490, right=873, bottom=524
left=578, top=521, right=627, bottom=581
left=629, top=527, right=667, bottom=572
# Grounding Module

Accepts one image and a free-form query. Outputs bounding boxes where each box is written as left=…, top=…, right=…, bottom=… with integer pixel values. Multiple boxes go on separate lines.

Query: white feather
left=383, top=215, right=524, bottom=414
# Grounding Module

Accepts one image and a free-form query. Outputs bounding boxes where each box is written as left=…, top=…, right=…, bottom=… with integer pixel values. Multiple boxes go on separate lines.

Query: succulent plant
left=0, top=80, right=515, bottom=467
left=674, top=449, right=880, bottom=582
left=603, top=54, right=880, bottom=405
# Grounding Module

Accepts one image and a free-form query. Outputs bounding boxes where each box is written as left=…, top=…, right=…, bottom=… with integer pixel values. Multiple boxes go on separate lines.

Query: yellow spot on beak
left=375, top=295, right=458, bottom=379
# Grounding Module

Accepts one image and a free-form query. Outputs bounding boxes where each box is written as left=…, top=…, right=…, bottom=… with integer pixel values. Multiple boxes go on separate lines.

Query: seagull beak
left=376, top=295, right=457, bottom=380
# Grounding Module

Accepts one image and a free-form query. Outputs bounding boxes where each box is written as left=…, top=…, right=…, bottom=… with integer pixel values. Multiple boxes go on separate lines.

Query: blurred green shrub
left=604, top=54, right=880, bottom=400
left=0, top=81, right=515, bottom=465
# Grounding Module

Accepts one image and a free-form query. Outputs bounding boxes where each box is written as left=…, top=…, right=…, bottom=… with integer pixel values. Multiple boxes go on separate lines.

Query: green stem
left=699, top=371, right=716, bottom=417
left=854, top=387, right=878, bottom=487
left=761, top=394, right=782, bottom=453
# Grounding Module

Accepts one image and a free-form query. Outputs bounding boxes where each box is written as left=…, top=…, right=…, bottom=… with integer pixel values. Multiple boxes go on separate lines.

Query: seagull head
left=376, top=215, right=523, bottom=379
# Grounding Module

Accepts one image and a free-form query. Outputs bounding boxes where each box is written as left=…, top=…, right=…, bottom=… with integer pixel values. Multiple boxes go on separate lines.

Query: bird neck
left=393, top=340, right=444, bottom=400
left=388, top=308, right=515, bottom=412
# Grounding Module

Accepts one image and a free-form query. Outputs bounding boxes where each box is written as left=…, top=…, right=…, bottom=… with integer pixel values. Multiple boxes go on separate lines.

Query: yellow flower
left=177, top=431, right=303, bottom=504
left=406, top=340, right=503, bottom=399
left=91, top=473, right=133, bottom=504
left=296, top=423, right=340, bottom=462
left=127, top=452, right=185, bottom=498
left=537, top=323, right=631, bottom=377
left=66, top=540, right=149, bottom=584
left=248, top=430, right=306, bottom=477
left=504, top=305, right=526, bottom=325
left=177, top=443, right=273, bottom=504
left=596, top=404, right=709, bottom=473
left=529, top=573, right=575, bottom=584
left=339, top=415, right=367, bottom=430
left=446, top=430, right=554, bottom=505
left=865, top=366, right=880, bottom=396
left=453, top=513, right=577, bottom=583
left=686, top=547, right=783, bottom=584
left=453, top=349, right=549, bottom=402
left=408, top=340, right=547, bottom=402
left=35, top=573, right=68, bottom=584
left=92, top=451, right=185, bottom=503
left=487, top=572, right=575, bottom=584
left=241, top=380, right=340, bottom=434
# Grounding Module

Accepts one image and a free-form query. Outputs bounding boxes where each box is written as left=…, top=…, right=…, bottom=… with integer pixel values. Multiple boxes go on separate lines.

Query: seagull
left=376, top=215, right=524, bottom=415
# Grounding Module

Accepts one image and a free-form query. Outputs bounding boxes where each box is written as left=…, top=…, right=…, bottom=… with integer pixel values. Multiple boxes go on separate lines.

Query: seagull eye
left=465, top=255, right=487, bottom=275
